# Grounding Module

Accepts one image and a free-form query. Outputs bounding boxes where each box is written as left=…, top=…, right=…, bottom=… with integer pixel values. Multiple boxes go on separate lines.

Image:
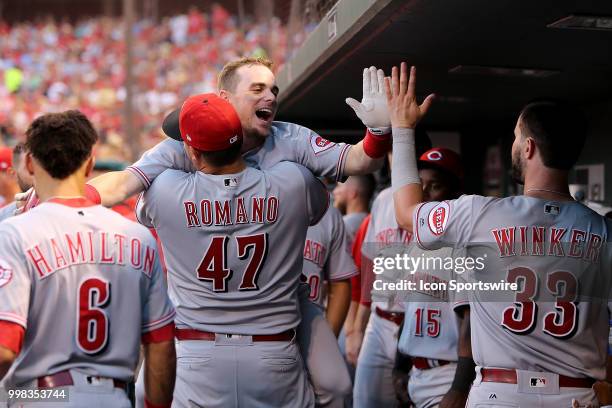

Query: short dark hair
left=195, top=142, right=243, bottom=168
left=519, top=100, right=587, bottom=170
left=25, top=110, right=98, bottom=179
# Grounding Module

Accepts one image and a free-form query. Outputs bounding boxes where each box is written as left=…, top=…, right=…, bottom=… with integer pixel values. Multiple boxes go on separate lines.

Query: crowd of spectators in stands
left=0, top=4, right=290, bottom=162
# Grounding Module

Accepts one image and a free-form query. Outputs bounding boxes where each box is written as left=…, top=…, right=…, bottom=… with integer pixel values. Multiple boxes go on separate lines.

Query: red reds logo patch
left=310, top=134, right=336, bottom=154
left=0, top=259, right=13, bottom=288
left=428, top=202, right=450, bottom=236
left=427, top=151, right=443, bottom=161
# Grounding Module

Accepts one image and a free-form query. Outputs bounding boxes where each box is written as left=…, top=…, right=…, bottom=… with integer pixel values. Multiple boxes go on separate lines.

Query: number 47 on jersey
left=197, top=233, right=268, bottom=292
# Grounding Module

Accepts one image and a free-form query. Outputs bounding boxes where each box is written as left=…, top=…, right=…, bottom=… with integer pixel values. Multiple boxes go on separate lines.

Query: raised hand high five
left=384, top=62, right=435, bottom=129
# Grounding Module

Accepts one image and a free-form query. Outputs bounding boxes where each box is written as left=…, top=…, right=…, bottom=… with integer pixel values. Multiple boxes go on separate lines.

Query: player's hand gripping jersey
left=414, top=195, right=612, bottom=380
left=0, top=198, right=175, bottom=388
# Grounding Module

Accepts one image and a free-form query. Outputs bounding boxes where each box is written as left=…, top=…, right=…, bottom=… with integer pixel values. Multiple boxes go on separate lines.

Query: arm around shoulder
left=88, top=170, right=145, bottom=207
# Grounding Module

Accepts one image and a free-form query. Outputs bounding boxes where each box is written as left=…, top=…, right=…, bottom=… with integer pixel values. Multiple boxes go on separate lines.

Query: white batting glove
left=346, top=66, right=391, bottom=135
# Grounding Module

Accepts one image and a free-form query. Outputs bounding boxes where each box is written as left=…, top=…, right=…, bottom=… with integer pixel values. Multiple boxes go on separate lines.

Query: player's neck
left=199, top=159, right=247, bottom=175
left=523, top=167, right=572, bottom=201
left=240, top=133, right=266, bottom=154
left=346, top=200, right=368, bottom=214
left=34, top=173, right=86, bottom=203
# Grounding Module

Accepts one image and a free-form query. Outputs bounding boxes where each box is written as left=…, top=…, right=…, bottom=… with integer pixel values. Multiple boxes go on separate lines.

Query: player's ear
left=84, top=156, right=95, bottom=177
left=25, top=152, right=35, bottom=176
left=185, top=145, right=201, bottom=167
left=525, top=137, right=536, bottom=160
left=218, top=89, right=230, bottom=101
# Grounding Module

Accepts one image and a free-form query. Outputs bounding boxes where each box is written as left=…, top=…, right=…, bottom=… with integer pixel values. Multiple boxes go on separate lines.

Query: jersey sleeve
left=289, top=124, right=351, bottom=182
left=127, top=139, right=195, bottom=189
left=141, top=242, right=175, bottom=334
left=135, top=192, right=154, bottom=228
left=0, top=224, right=31, bottom=329
left=0, top=202, right=16, bottom=223
left=326, top=209, right=359, bottom=281
left=294, top=164, right=329, bottom=226
left=413, top=195, right=479, bottom=250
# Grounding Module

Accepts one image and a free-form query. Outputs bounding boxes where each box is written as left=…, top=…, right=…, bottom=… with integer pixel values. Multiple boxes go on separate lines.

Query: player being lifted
left=0, top=110, right=176, bottom=408
left=387, top=62, right=611, bottom=407
left=87, top=57, right=391, bottom=406
left=136, top=93, right=328, bottom=407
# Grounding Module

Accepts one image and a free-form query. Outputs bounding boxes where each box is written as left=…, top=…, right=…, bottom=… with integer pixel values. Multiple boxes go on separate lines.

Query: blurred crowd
left=0, top=4, right=290, bottom=162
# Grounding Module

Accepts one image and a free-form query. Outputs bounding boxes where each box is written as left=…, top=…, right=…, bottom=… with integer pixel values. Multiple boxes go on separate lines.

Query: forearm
left=342, top=300, right=359, bottom=335
left=326, top=280, right=351, bottom=336
left=354, top=303, right=372, bottom=335
left=450, top=307, right=475, bottom=392
left=88, top=170, right=145, bottom=207
left=0, top=346, right=16, bottom=380
left=391, top=127, right=423, bottom=231
left=143, top=340, right=176, bottom=406
left=457, top=308, right=472, bottom=359
left=343, top=141, right=384, bottom=176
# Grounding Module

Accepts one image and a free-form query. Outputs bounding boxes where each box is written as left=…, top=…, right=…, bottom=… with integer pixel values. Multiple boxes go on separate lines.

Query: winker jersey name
left=414, top=195, right=612, bottom=380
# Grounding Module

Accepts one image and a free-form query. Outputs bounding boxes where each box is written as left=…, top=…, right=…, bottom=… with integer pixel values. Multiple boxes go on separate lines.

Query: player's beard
left=511, top=151, right=525, bottom=185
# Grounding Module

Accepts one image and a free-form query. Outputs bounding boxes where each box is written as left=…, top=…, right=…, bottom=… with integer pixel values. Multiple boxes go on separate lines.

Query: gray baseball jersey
left=414, top=195, right=612, bottom=379
left=303, top=206, right=358, bottom=306
left=0, top=202, right=16, bottom=222
left=136, top=162, right=328, bottom=335
left=342, top=211, right=368, bottom=247
left=0, top=198, right=175, bottom=388
left=397, top=245, right=461, bottom=362
left=127, top=122, right=351, bottom=189
left=362, top=187, right=413, bottom=312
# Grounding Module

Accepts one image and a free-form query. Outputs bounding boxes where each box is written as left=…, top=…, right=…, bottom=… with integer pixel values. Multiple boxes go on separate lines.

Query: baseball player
left=394, top=147, right=472, bottom=408
left=136, top=93, right=327, bottom=407
left=300, top=205, right=358, bottom=407
left=332, top=175, right=373, bottom=371
left=302, top=205, right=358, bottom=334
left=83, top=57, right=394, bottom=405
left=333, top=175, right=375, bottom=243
left=0, top=110, right=176, bottom=408
left=344, top=129, right=432, bottom=407
left=0, top=144, right=32, bottom=222
left=0, top=147, right=19, bottom=210
left=389, top=62, right=610, bottom=407
left=351, top=178, right=412, bottom=408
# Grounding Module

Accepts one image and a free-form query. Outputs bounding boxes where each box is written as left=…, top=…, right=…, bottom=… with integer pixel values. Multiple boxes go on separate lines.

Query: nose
left=263, top=88, right=276, bottom=103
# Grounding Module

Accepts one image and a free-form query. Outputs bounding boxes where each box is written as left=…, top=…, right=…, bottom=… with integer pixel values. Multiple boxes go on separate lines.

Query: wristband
left=450, top=357, right=476, bottom=392
left=391, top=127, right=421, bottom=192
left=145, top=397, right=171, bottom=408
left=363, top=129, right=392, bottom=158
left=84, top=184, right=102, bottom=204
left=368, top=127, right=391, bottom=136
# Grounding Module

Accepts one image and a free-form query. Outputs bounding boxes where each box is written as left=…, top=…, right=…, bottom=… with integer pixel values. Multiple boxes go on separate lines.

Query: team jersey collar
left=47, top=196, right=96, bottom=208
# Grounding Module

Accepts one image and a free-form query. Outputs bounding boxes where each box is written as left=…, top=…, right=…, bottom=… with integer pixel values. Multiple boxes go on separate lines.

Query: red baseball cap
left=0, top=147, right=12, bottom=172
left=418, top=147, right=463, bottom=181
left=178, top=93, right=242, bottom=151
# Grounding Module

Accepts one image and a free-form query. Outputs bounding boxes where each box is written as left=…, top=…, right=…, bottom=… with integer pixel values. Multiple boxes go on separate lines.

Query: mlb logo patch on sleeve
left=310, top=134, right=336, bottom=155
left=0, top=259, right=13, bottom=288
